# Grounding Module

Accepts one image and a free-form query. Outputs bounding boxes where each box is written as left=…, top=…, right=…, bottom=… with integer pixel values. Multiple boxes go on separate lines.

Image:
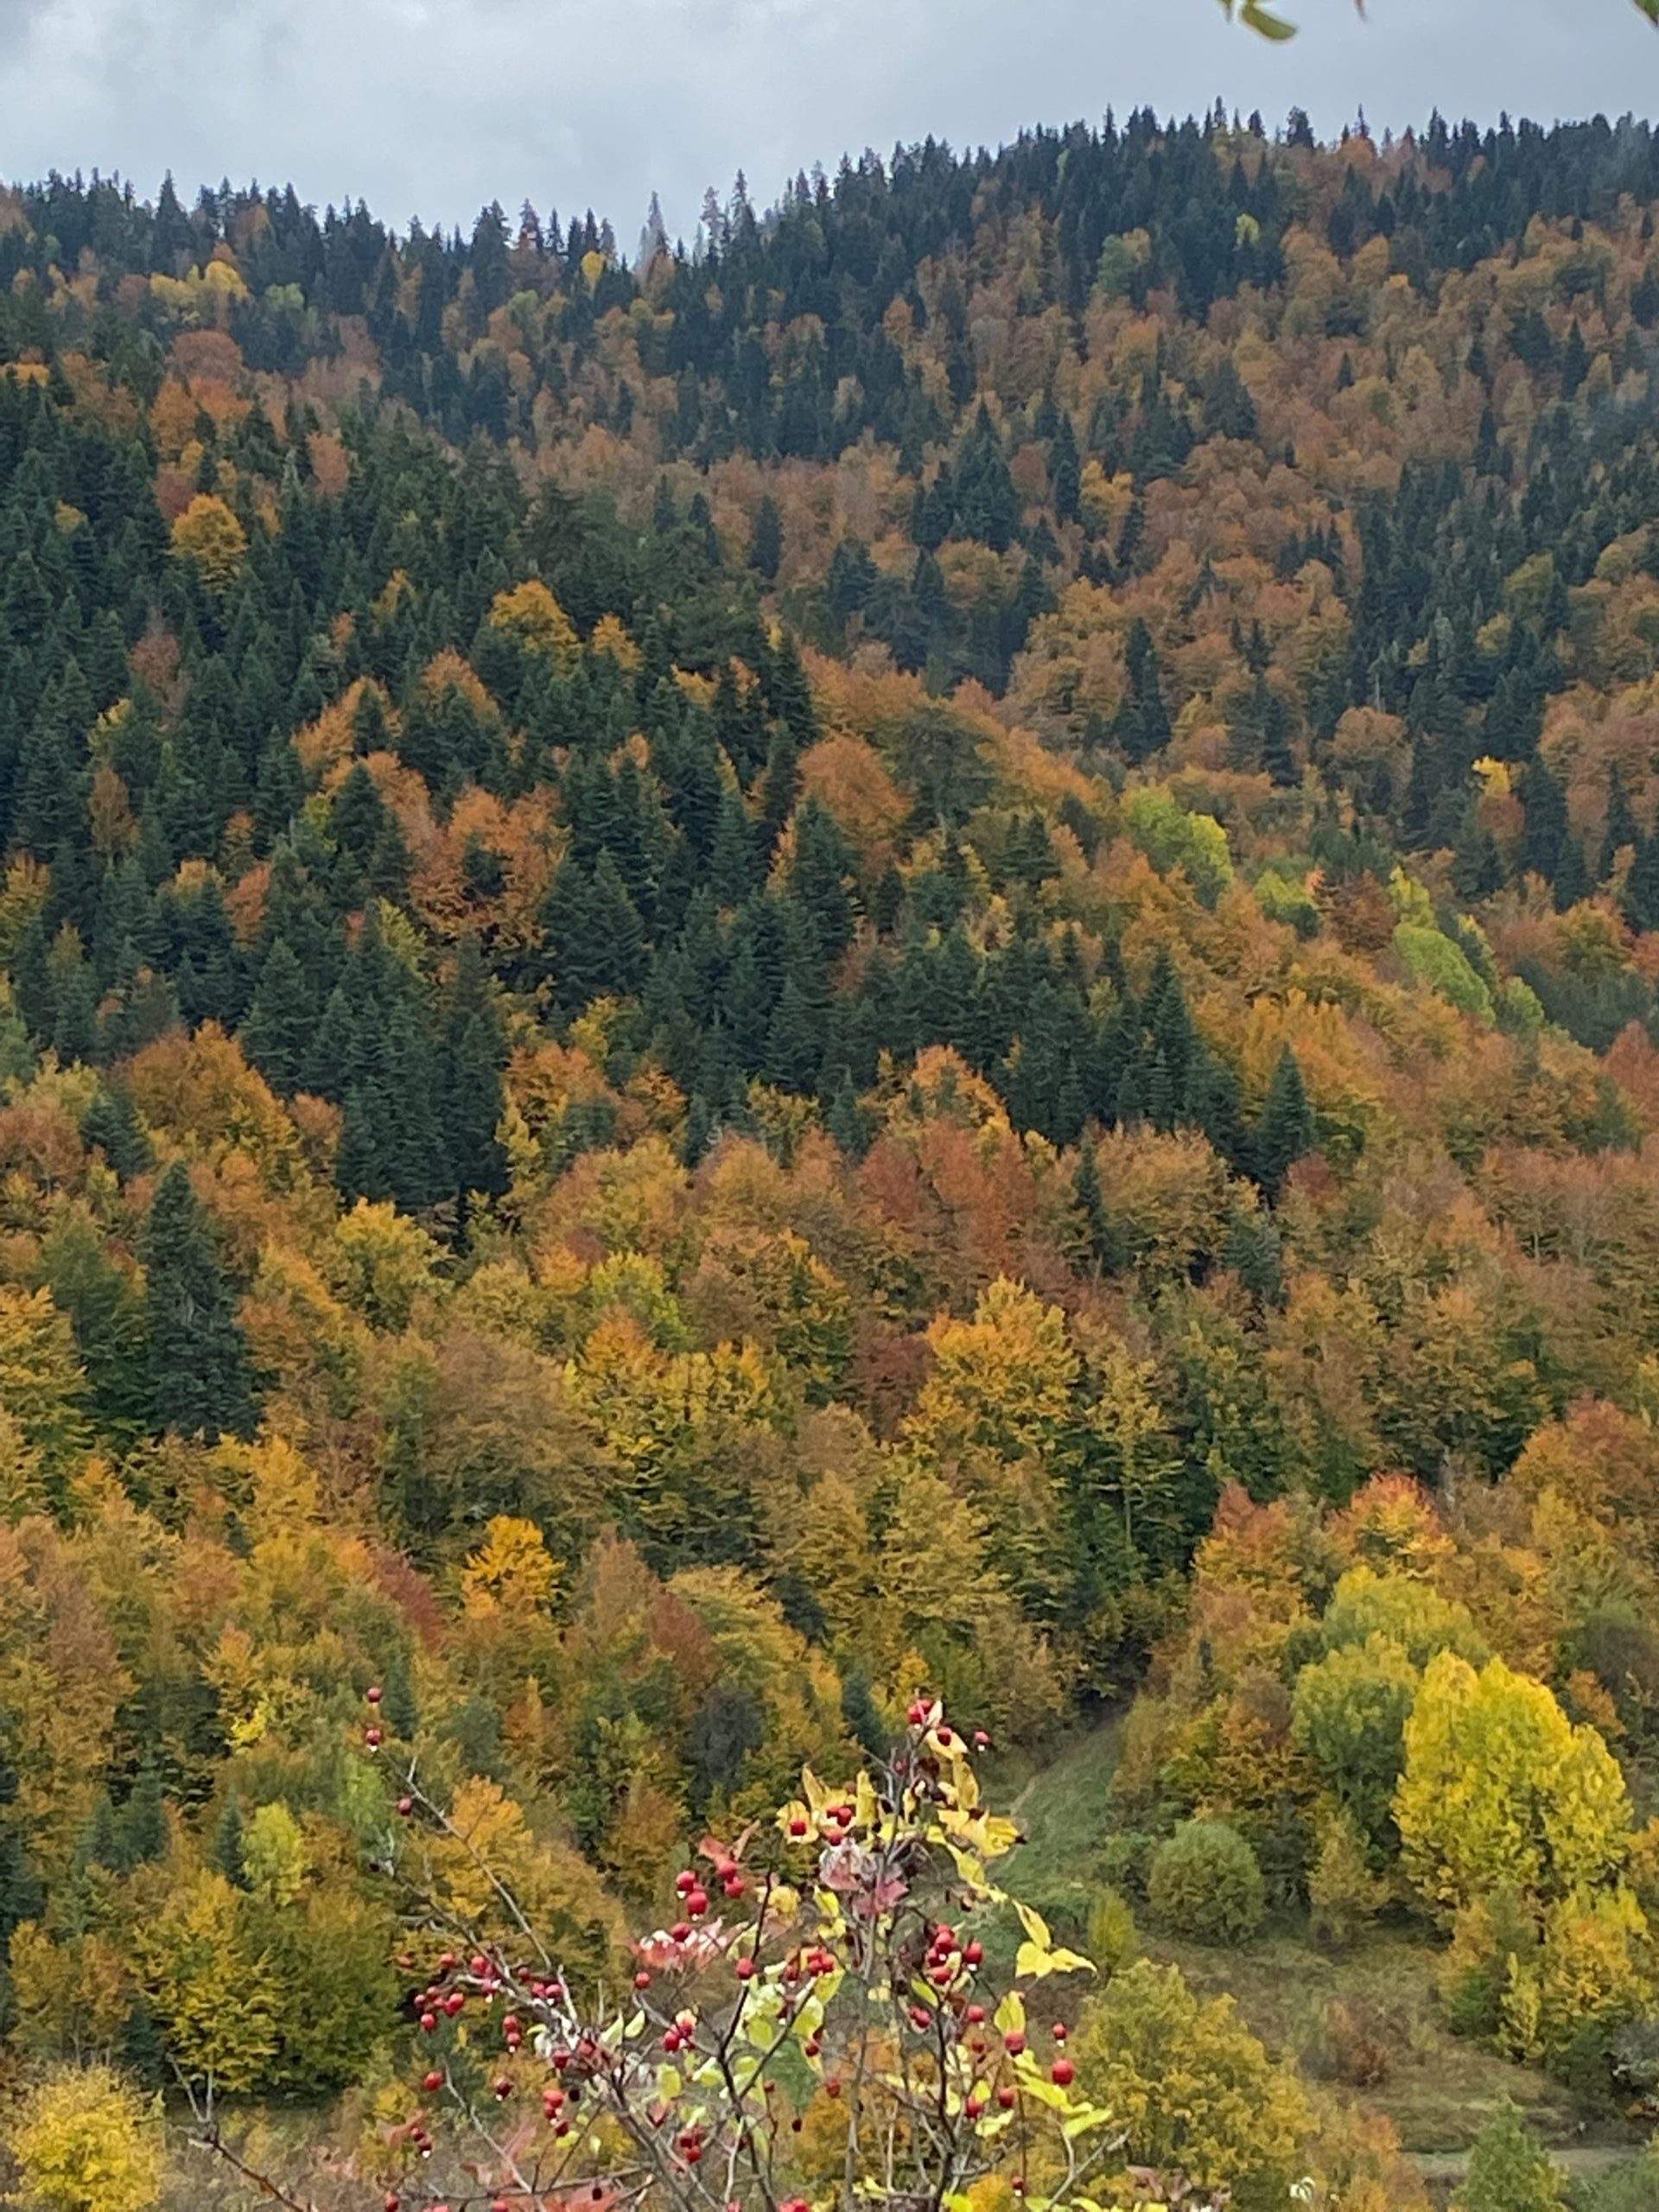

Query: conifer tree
left=1112, top=620, right=1173, bottom=763
left=1599, top=762, right=1639, bottom=881
left=241, top=937, right=315, bottom=1093
left=1255, top=1045, right=1315, bottom=1198
left=140, top=1161, right=255, bottom=1440
left=749, top=495, right=782, bottom=581
left=437, top=935, right=507, bottom=1228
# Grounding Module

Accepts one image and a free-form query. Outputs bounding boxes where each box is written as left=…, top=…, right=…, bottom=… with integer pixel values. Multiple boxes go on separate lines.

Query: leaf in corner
left=1242, top=0, right=1299, bottom=36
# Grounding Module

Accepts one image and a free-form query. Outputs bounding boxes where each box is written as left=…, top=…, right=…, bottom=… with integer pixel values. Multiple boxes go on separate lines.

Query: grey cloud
left=0, top=0, right=1654, bottom=243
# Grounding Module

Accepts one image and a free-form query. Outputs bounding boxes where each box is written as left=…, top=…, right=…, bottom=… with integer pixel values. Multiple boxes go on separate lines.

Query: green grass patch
left=995, top=1717, right=1632, bottom=2161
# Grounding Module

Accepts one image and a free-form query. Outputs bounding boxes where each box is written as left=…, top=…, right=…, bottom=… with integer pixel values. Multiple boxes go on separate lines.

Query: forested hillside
left=5, top=109, right=1659, bottom=2208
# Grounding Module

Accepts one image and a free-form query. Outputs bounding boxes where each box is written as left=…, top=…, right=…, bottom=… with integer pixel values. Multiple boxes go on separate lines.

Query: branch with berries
left=187, top=1690, right=1216, bottom=2212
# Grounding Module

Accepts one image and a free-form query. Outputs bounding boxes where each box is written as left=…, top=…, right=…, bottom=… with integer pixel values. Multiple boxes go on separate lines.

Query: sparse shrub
left=1437, top=1884, right=1539, bottom=2040
left=1308, top=1805, right=1389, bottom=1949
left=1097, top=1827, right=1156, bottom=1899
left=1307, top=1996, right=1393, bottom=2088
left=1085, top=1885, right=1140, bottom=1974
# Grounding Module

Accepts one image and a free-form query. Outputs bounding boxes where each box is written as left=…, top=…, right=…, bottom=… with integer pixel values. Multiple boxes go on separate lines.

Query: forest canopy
left=3, top=97, right=1659, bottom=2207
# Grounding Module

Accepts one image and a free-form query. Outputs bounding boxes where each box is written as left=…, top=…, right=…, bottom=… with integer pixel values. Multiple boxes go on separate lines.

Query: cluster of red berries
left=785, top=1796, right=856, bottom=1843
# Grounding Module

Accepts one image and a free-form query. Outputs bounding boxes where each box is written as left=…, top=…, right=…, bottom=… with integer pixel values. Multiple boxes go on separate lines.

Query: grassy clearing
left=995, top=1716, right=1633, bottom=2161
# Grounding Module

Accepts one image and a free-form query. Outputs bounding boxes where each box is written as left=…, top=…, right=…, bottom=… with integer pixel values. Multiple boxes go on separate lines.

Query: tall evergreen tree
left=1255, top=1045, right=1315, bottom=1198
left=140, top=1161, right=255, bottom=1440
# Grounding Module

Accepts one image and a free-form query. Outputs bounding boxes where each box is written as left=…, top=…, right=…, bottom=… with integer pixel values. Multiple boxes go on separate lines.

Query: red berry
left=788, top=1816, right=808, bottom=1837
left=967, top=2004, right=986, bottom=2024
left=494, top=2076, right=512, bottom=2100
left=418, top=2012, right=437, bottom=2033
left=686, top=1887, right=709, bottom=1917
left=445, top=1992, right=465, bottom=2016
left=365, top=1726, right=383, bottom=1748
left=366, top=1685, right=383, bottom=1705
left=963, top=1941, right=983, bottom=1967
left=936, top=1726, right=954, bottom=1745
left=1052, top=2058, right=1075, bottom=2087
left=675, top=1869, right=696, bottom=1894
left=385, top=2197, right=399, bottom=2212
left=997, top=2084, right=1017, bottom=2109
left=825, top=2077, right=842, bottom=2097
left=735, top=1958, right=756, bottom=1980
left=397, top=1796, right=414, bottom=1817
left=973, top=1728, right=991, bottom=1749
left=423, top=2069, right=444, bottom=2092
left=633, top=1970, right=652, bottom=1990
left=909, top=2004, right=931, bottom=2030
left=671, top=1921, right=690, bottom=1942
left=1005, top=2031, right=1026, bottom=2055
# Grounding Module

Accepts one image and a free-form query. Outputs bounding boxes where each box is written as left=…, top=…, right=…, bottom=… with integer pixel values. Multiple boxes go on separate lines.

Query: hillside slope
left=3, top=112, right=1659, bottom=2206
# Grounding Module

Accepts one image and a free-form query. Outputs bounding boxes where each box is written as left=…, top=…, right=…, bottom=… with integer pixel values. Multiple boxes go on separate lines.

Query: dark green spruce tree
left=140, top=1160, right=256, bottom=1440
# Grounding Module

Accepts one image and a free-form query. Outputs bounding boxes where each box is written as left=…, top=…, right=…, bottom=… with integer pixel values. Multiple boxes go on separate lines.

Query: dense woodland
left=7, top=107, right=1659, bottom=2209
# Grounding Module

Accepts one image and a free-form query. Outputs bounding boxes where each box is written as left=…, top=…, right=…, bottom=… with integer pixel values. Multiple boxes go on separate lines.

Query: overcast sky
left=2, top=0, right=1656, bottom=245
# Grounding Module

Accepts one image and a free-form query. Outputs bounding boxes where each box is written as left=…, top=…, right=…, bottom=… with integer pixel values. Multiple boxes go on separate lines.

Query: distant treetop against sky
left=3, top=0, right=1656, bottom=238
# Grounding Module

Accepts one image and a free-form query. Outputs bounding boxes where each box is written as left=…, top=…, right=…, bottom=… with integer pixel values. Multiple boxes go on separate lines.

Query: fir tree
left=749, top=495, right=783, bottom=581
left=1255, top=1045, right=1315, bottom=1198
left=437, top=935, right=507, bottom=1226
left=241, top=936, right=315, bottom=1093
left=118, top=1761, right=167, bottom=1866
left=1600, top=762, right=1640, bottom=883
left=140, top=1160, right=256, bottom=1440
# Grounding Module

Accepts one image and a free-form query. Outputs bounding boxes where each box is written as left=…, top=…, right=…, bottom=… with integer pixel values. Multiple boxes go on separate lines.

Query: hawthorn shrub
left=186, top=1692, right=1177, bottom=2212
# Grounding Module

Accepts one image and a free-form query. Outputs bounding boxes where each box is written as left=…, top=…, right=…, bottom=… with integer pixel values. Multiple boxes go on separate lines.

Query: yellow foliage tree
left=7, top=2064, right=162, bottom=2212
left=134, top=1870, right=280, bottom=2090
left=169, top=493, right=247, bottom=591
left=1499, top=1885, right=1656, bottom=2063
left=240, top=1799, right=310, bottom=1906
left=460, top=1513, right=562, bottom=1614
left=1395, top=1652, right=1631, bottom=1924
left=487, top=579, right=580, bottom=670
left=1071, top=1958, right=1313, bottom=2208
left=912, top=1276, right=1080, bottom=1462
left=330, top=1198, right=442, bottom=1332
